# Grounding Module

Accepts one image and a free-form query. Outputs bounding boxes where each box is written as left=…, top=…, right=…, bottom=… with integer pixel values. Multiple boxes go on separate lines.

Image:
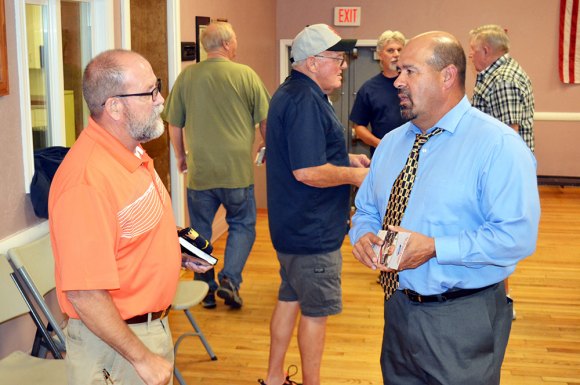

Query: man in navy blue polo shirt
left=260, top=24, right=370, bottom=385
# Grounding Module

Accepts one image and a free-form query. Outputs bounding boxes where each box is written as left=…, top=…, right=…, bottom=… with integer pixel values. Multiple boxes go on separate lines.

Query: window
left=26, top=2, right=52, bottom=150
left=16, top=0, right=116, bottom=192
left=25, top=1, right=92, bottom=150
left=16, top=0, right=64, bottom=188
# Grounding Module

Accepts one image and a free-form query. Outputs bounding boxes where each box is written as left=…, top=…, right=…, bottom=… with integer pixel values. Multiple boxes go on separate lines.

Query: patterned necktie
left=379, top=128, right=443, bottom=300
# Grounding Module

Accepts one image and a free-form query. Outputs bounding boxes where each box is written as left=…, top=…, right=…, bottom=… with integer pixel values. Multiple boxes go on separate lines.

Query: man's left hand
left=181, top=254, right=214, bottom=273
left=388, top=225, right=436, bottom=271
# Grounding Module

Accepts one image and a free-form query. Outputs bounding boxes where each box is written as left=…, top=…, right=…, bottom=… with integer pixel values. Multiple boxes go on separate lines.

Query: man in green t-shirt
left=163, top=21, right=269, bottom=309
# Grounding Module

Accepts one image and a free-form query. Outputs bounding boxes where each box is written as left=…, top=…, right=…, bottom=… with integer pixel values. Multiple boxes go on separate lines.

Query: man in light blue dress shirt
left=349, top=31, right=540, bottom=385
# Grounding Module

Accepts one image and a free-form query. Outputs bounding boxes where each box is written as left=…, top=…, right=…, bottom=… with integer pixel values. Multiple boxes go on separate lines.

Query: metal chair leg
left=184, top=309, right=217, bottom=360
left=11, top=273, right=62, bottom=359
left=174, top=366, right=186, bottom=385
left=174, top=309, right=217, bottom=360
left=172, top=305, right=217, bottom=384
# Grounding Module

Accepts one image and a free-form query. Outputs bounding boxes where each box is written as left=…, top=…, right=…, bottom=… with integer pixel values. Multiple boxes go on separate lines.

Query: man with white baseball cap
left=259, top=24, right=369, bottom=385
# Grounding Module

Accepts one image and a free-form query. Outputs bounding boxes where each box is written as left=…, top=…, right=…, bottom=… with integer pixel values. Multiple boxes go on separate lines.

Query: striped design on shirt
left=117, top=174, right=166, bottom=238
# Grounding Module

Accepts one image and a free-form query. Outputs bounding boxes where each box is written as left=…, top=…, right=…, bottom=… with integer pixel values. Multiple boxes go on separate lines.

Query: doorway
left=130, top=0, right=171, bottom=193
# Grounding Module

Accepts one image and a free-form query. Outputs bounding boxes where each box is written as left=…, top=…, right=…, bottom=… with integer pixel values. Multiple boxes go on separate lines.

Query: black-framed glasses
left=101, top=78, right=162, bottom=106
left=313, top=54, right=346, bottom=66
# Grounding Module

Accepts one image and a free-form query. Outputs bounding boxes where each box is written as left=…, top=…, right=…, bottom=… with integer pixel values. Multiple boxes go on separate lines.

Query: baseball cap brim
left=327, top=39, right=357, bottom=52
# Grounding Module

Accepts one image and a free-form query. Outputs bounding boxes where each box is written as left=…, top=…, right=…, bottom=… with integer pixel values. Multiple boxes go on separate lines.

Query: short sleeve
left=51, top=185, right=120, bottom=291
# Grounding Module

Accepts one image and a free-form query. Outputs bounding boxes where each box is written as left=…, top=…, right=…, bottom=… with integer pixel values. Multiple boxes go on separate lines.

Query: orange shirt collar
left=84, top=117, right=153, bottom=172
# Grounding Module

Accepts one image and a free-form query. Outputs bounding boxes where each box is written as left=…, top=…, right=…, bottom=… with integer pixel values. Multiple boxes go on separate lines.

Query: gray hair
left=201, top=21, right=235, bottom=53
left=376, top=30, right=406, bottom=52
left=82, top=49, right=140, bottom=117
left=469, top=24, right=510, bottom=53
left=291, top=58, right=307, bottom=69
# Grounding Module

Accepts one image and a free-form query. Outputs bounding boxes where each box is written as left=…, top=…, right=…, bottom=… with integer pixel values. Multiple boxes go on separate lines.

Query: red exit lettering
left=338, top=8, right=357, bottom=22
left=335, top=7, right=361, bottom=26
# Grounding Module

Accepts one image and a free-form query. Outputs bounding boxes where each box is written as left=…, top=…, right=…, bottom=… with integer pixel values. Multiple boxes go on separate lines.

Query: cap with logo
left=291, top=23, right=357, bottom=63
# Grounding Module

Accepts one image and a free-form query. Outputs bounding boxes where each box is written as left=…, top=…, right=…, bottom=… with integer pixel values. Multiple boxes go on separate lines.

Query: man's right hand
left=169, top=124, right=188, bottom=173
left=67, top=290, right=174, bottom=385
left=134, top=352, right=173, bottom=385
left=352, top=232, right=384, bottom=270
left=176, top=155, right=188, bottom=173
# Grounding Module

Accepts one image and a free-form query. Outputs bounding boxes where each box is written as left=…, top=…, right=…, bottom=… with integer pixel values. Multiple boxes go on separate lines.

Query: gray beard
left=127, top=105, right=165, bottom=143
left=400, top=106, right=417, bottom=121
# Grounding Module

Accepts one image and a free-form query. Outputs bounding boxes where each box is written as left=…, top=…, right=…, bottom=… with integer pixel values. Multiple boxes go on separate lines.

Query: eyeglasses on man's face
left=313, top=54, right=346, bottom=66
left=101, top=78, right=162, bottom=106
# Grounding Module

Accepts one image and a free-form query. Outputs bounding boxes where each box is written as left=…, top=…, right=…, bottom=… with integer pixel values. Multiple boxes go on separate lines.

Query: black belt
left=125, top=306, right=171, bottom=324
left=402, top=284, right=495, bottom=303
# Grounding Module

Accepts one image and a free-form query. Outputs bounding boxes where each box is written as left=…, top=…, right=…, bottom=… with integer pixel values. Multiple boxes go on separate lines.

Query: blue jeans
left=186, top=186, right=256, bottom=291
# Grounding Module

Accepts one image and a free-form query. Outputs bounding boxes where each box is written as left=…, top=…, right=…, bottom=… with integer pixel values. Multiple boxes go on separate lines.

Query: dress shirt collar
left=407, top=96, right=471, bottom=136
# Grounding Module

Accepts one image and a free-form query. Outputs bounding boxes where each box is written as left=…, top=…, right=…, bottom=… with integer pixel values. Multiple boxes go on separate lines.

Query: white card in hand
left=372, top=229, right=411, bottom=269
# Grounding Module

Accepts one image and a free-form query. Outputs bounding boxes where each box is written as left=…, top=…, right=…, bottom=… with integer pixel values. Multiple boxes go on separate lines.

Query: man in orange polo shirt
left=49, top=49, right=210, bottom=385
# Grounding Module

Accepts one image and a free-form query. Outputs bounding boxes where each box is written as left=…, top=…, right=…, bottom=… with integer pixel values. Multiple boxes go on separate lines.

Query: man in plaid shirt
left=469, top=24, right=535, bottom=152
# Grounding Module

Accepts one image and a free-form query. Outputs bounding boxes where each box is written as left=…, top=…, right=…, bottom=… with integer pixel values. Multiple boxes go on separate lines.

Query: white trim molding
left=534, top=112, right=580, bottom=121
left=119, top=0, right=131, bottom=49
left=166, top=0, right=186, bottom=226
left=15, top=0, right=35, bottom=192
left=0, top=222, right=49, bottom=255
left=279, top=39, right=292, bottom=84
left=47, top=0, right=66, bottom=147
left=92, top=0, right=115, bottom=54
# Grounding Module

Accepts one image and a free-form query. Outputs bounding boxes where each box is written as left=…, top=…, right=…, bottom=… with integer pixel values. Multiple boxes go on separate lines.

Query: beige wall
left=276, top=0, right=580, bottom=177
left=179, top=0, right=277, bottom=91
left=179, top=0, right=278, bottom=209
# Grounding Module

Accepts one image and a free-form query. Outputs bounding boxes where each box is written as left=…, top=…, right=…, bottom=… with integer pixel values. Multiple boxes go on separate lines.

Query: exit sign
left=334, top=7, right=361, bottom=26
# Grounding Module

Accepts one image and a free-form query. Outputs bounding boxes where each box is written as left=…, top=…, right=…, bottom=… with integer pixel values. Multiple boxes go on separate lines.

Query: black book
left=178, top=228, right=218, bottom=266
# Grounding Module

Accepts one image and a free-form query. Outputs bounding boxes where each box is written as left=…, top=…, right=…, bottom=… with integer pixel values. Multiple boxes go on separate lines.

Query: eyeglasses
left=101, top=78, right=162, bottom=106
left=313, top=54, right=346, bottom=66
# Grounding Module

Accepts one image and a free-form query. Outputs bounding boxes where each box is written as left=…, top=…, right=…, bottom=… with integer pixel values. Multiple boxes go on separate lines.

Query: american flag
left=559, top=0, right=580, bottom=83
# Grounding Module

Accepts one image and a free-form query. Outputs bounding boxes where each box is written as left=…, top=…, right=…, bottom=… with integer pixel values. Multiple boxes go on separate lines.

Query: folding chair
left=172, top=280, right=217, bottom=385
left=0, top=255, right=66, bottom=383
left=6, top=234, right=66, bottom=356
